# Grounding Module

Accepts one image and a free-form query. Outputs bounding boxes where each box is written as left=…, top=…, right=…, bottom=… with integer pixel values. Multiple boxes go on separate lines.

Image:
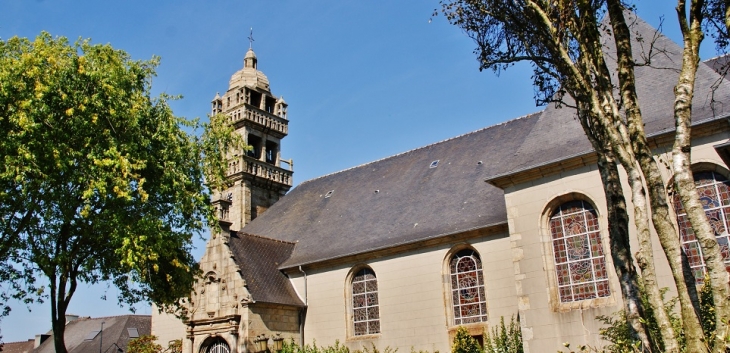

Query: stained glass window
left=673, top=171, right=730, bottom=283
left=352, top=268, right=380, bottom=336
left=450, top=249, right=488, bottom=325
left=549, top=200, right=611, bottom=303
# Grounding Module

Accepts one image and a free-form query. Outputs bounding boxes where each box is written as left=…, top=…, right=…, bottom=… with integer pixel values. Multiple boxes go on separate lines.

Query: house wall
left=503, top=131, right=729, bottom=353
left=151, top=307, right=186, bottom=348
left=289, top=231, right=517, bottom=353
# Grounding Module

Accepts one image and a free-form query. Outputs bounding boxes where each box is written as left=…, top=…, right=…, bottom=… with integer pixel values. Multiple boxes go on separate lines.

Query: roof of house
left=1, top=340, right=35, bottom=353
left=33, top=315, right=151, bottom=353
left=228, top=232, right=305, bottom=306
left=240, top=12, right=730, bottom=271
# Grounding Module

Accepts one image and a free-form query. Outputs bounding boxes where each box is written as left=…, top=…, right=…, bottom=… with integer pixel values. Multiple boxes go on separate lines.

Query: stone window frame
left=345, top=265, right=381, bottom=338
left=442, top=244, right=489, bottom=343
left=670, top=162, right=730, bottom=284
left=541, top=193, right=617, bottom=312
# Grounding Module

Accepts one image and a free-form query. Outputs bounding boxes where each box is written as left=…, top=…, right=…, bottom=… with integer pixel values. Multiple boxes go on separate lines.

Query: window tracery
left=673, top=170, right=730, bottom=283
left=352, top=267, right=380, bottom=336
left=449, top=249, right=487, bottom=325
left=549, top=200, right=610, bottom=302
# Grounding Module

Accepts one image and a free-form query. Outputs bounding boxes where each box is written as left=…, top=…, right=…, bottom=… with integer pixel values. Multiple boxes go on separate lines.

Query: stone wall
left=287, top=232, right=516, bottom=353
left=502, top=131, right=729, bottom=352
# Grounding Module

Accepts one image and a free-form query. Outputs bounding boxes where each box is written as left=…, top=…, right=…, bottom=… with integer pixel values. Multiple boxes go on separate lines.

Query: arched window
left=549, top=200, right=610, bottom=302
left=352, top=267, right=380, bottom=335
left=449, top=249, right=487, bottom=325
left=674, top=170, right=730, bottom=282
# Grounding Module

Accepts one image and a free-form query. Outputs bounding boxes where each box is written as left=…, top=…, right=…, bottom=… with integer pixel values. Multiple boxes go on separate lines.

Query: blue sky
left=0, top=0, right=714, bottom=344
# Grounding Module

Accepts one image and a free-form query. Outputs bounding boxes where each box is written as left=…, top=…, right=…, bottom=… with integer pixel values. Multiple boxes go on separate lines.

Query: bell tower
left=210, top=47, right=293, bottom=231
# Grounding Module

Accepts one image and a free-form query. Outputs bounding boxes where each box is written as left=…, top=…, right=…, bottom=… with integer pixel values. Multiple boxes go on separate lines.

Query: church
left=152, top=14, right=730, bottom=353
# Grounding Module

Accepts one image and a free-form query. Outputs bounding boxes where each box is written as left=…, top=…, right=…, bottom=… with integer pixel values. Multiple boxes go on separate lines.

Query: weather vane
left=248, top=27, right=254, bottom=49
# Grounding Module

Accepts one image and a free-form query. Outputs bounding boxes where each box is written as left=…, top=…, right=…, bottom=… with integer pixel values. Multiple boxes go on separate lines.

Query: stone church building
left=153, top=14, right=730, bottom=353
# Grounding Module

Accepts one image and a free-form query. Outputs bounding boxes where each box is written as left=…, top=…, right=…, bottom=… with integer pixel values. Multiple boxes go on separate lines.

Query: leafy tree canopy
left=0, top=32, right=239, bottom=353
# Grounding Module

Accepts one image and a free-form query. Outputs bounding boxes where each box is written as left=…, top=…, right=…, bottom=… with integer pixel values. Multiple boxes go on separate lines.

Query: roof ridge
left=296, top=110, right=544, bottom=186
left=73, top=314, right=151, bottom=321
left=704, top=53, right=730, bottom=62
left=237, top=231, right=297, bottom=245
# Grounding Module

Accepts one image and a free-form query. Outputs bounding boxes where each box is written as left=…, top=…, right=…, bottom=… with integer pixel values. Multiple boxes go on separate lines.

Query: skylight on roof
left=127, top=328, right=139, bottom=338
left=429, top=160, right=439, bottom=168
left=84, top=330, right=100, bottom=341
left=324, top=190, right=334, bottom=198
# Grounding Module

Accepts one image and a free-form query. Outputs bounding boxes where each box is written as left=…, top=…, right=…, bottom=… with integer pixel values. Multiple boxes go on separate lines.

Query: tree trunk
left=622, top=154, right=684, bottom=352
left=47, top=250, right=79, bottom=353
left=602, top=4, right=686, bottom=350
left=596, top=149, right=653, bottom=352
left=50, top=272, right=69, bottom=353
left=674, top=2, right=730, bottom=351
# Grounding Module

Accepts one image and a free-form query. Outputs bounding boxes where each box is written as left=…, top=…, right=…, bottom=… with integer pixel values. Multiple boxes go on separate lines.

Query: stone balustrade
left=227, top=104, right=288, bottom=135
left=227, top=156, right=293, bottom=186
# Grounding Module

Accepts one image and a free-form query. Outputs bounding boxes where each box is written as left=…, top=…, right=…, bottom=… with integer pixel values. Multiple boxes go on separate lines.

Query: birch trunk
left=674, top=2, right=730, bottom=351
left=596, top=149, right=653, bottom=351
left=601, top=4, right=684, bottom=350
left=602, top=4, right=708, bottom=351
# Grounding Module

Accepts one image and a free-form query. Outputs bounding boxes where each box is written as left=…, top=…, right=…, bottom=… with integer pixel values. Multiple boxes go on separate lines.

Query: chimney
left=34, top=334, right=50, bottom=348
left=65, top=314, right=80, bottom=324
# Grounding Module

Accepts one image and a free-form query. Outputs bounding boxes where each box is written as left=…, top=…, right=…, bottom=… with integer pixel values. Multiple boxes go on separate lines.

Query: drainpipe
left=298, top=266, right=308, bottom=346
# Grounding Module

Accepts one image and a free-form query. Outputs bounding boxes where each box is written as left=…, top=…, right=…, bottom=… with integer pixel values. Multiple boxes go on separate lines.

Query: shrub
left=483, top=316, right=523, bottom=353
left=451, top=326, right=482, bottom=353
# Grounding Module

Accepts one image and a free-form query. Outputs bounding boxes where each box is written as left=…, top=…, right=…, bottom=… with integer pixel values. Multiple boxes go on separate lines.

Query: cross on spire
left=248, top=27, right=254, bottom=49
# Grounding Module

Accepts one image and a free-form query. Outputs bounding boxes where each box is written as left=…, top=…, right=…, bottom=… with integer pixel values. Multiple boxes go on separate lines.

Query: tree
left=438, top=0, right=730, bottom=352
left=127, top=335, right=163, bottom=353
left=0, top=33, right=239, bottom=353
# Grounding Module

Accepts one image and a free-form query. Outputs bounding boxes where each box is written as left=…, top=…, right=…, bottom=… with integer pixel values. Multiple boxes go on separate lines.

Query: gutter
left=297, top=266, right=307, bottom=346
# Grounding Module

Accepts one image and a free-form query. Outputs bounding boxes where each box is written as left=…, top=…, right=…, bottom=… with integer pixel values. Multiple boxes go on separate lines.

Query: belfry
left=210, top=45, right=293, bottom=231
left=176, top=47, right=303, bottom=353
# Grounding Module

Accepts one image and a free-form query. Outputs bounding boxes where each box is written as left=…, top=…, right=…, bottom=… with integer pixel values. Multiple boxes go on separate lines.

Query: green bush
left=484, top=316, right=523, bottom=353
left=279, top=340, right=399, bottom=353
left=596, top=286, right=684, bottom=353
left=280, top=340, right=350, bottom=353
left=451, top=326, right=482, bottom=353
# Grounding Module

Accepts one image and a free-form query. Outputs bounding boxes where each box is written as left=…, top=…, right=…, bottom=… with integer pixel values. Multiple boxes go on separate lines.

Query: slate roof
left=33, top=315, right=151, bottom=353
left=243, top=113, right=541, bottom=268
left=228, top=232, right=305, bottom=306
left=240, top=13, right=730, bottom=270
left=1, top=340, right=34, bottom=353
left=705, top=54, right=730, bottom=76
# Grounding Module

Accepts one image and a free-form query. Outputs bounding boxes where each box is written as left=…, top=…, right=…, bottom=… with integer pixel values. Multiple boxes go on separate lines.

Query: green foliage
left=410, top=348, right=439, bottom=353
left=165, top=339, right=182, bottom=353
left=596, top=287, right=683, bottom=353
left=0, top=32, right=237, bottom=351
left=356, top=343, right=397, bottom=353
left=451, top=326, right=482, bottom=353
left=483, top=316, right=523, bottom=353
left=279, top=340, right=351, bottom=353
left=127, top=335, right=163, bottom=353
left=699, top=274, right=716, bottom=350
left=278, top=340, right=401, bottom=353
